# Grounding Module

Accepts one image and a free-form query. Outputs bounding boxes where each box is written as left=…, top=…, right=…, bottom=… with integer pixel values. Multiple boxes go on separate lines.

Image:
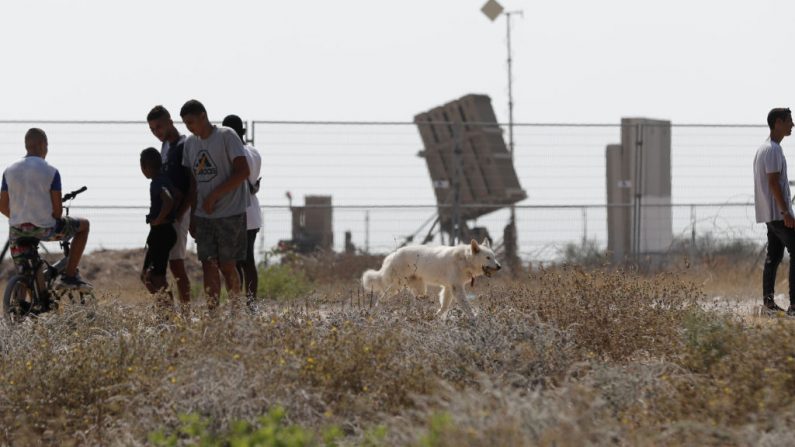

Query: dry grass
left=2, top=251, right=795, bottom=445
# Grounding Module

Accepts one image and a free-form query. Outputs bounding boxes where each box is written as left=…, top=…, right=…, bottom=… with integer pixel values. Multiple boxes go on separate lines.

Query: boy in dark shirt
left=147, top=105, right=193, bottom=307
left=140, top=148, right=179, bottom=311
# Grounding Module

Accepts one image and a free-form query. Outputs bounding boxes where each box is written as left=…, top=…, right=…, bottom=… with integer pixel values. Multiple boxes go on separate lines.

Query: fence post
left=365, top=210, right=370, bottom=254
left=582, top=206, right=588, bottom=249
left=633, top=123, right=644, bottom=264
left=451, top=121, right=463, bottom=245
left=690, top=204, right=696, bottom=260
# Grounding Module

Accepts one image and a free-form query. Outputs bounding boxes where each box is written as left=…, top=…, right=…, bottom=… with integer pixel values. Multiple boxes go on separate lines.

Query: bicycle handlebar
left=62, top=186, right=87, bottom=203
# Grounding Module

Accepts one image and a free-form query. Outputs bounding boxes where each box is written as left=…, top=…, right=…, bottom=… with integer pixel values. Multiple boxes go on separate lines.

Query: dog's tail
left=362, top=268, right=385, bottom=293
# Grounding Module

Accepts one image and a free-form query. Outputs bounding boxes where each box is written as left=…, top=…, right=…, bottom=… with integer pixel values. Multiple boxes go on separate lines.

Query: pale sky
left=1, top=0, right=793, bottom=124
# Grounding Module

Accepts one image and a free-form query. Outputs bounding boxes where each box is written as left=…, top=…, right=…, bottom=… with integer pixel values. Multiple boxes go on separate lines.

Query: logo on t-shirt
left=194, top=150, right=218, bottom=182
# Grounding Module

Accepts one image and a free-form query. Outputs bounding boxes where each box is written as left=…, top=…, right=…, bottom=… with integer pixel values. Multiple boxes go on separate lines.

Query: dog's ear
left=481, top=238, right=490, bottom=248
left=470, top=239, right=480, bottom=254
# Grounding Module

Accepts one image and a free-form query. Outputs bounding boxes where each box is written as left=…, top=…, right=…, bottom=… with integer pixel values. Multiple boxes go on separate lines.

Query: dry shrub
left=0, top=289, right=581, bottom=445
left=519, top=267, right=703, bottom=360
left=4, top=264, right=795, bottom=446
left=385, top=362, right=686, bottom=446
left=663, top=310, right=795, bottom=427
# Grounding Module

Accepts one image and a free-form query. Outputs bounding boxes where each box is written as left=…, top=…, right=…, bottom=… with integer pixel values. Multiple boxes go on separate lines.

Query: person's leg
left=202, top=259, right=222, bottom=310
left=142, top=228, right=156, bottom=291
left=168, top=213, right=191, bottom=305
left=769, top=223, right=795, bottom=310
left=195, top=216, right=221, bottom=311
left=169, top=260, right=191, bottom=304
left=219, top=260, right=241, bottom=307
left=145, top=225, right=177, bottom=311
left=242, top=228, right=259, bottom=303
left=64, top=217, right=89, bottom=277
left=149, top=273, right=174, bottom=311
left=764, top=222, right=786, bottom=311
left=217, top=214, right=248, bottom=309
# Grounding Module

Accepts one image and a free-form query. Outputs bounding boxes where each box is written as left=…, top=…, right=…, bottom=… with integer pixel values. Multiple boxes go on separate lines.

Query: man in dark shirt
left=140, top=148, right=178, bottom=312
left=147, top=105, right=193, bottom=310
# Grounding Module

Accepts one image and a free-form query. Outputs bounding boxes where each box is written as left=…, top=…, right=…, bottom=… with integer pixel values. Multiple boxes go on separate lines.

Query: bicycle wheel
left=3, top=276, right=34, bottom=322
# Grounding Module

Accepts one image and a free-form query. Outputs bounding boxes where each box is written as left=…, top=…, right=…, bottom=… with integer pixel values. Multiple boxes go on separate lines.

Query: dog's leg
left=452, top=283, right=475, bottom=319
left=373, top=284, right=394, bottom=307
left=407, top=277, right=427, bottom=298
left=436, top=286, right=454, bottom=319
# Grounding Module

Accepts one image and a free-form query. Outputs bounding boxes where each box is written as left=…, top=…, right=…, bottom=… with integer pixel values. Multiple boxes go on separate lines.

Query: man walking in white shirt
left=754, top=107, right=795, bottom=315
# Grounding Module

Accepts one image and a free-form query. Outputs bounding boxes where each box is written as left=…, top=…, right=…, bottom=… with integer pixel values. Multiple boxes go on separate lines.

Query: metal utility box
left=414, top=94, right=526, bottom=230
left=606, top=118, right=673, bottom=263
left=289, top=195, right=333, bottom=253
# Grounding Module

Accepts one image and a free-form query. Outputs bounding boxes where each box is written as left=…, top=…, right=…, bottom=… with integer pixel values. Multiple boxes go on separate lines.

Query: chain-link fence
left=0, top=120, right=768, bottom=262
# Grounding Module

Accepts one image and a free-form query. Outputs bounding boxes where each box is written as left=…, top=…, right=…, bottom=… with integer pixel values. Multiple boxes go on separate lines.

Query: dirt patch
left=0, top=248, right=204, bottom=303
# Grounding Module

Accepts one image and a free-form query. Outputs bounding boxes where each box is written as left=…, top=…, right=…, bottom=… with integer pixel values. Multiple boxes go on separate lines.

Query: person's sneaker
left=57, top=274, right=93, bottom=292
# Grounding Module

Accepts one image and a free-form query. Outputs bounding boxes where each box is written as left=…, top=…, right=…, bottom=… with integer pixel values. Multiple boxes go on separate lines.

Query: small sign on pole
left=481, top=0, right=504, bottom=21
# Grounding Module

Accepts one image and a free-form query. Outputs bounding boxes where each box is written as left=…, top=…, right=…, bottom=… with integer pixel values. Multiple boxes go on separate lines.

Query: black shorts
left=143, top=224, right=177, bottom=276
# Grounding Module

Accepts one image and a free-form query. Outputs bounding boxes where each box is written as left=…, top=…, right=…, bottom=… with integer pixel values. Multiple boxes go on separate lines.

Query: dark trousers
left=764, top=221, right=795, bottom=305
left=236, top=228, right=259, bottom=300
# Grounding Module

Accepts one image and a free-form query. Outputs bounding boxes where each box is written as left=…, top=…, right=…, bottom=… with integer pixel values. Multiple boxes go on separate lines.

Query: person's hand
left=785, top=211, right=795, bottom=228
left=202, top=193, right=218, bottom=215
left=150, top=217, right=163, bottom=227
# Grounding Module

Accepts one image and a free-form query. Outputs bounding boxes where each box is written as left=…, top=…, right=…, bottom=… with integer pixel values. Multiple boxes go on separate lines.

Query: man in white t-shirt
left=754, top=107, right=795, bottom=315
left=222, top=114, right=262, bottom=308
left=0, top=128, right=92, bottom=290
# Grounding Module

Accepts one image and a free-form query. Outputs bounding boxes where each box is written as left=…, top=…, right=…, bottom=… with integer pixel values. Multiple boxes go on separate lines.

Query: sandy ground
left=0, top=247, right=205, bottom=306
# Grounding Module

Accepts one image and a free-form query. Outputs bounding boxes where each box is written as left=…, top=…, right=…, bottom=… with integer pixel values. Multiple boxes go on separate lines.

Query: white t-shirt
left=754, top=138, right=793, bottom=223
left=2, top=156, right=61, bottom=228
left=244, top=144, right=262, bottom=230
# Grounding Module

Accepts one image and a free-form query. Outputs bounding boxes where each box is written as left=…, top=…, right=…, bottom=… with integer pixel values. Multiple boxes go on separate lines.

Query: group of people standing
left=142, top=100, right=262, bottom=313
left=12, top=105, right=795, bottom=317
left=0, top=99, right=262, bottom=315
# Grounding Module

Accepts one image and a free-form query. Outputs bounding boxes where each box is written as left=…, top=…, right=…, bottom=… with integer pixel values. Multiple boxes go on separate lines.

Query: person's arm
left=50, top=170, right=62, bottom=219
left=202, top=156, right=250, bottom=215
left=150, top=187, right=174, bottom=226
left=174, top=167, right=192, bottom=219
left=50, top=191, right=63, bottom=219
left=248, top=147, right=262, bottom=193
left=182, top=142, right=198, bottom=235
left=188, top=174, right=198, bottom=236
left=767, top=172, right=795, bottom=228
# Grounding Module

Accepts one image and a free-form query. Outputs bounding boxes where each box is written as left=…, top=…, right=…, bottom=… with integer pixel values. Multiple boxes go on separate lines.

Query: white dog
left=361, top=239, right=501, bottom=318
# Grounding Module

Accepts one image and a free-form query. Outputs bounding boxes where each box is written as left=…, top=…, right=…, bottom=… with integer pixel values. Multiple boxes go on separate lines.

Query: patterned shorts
left=9, top=217, right=80, bottom=265
left=195, top=213, right=247, bottom=262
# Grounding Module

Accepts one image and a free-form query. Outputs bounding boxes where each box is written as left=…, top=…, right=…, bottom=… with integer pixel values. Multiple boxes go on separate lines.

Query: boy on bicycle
left=139, top=148, right=179, bottom=311
left=0, top=128, right=92, bottom=290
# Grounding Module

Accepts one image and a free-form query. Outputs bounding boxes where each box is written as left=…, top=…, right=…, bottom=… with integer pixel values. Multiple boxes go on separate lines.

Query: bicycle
left=2, top=186, right=95, bottom=322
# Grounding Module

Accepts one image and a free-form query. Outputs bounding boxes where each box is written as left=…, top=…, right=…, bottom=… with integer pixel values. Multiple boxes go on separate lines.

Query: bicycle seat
left=13, top=237, right=41, bottom=247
